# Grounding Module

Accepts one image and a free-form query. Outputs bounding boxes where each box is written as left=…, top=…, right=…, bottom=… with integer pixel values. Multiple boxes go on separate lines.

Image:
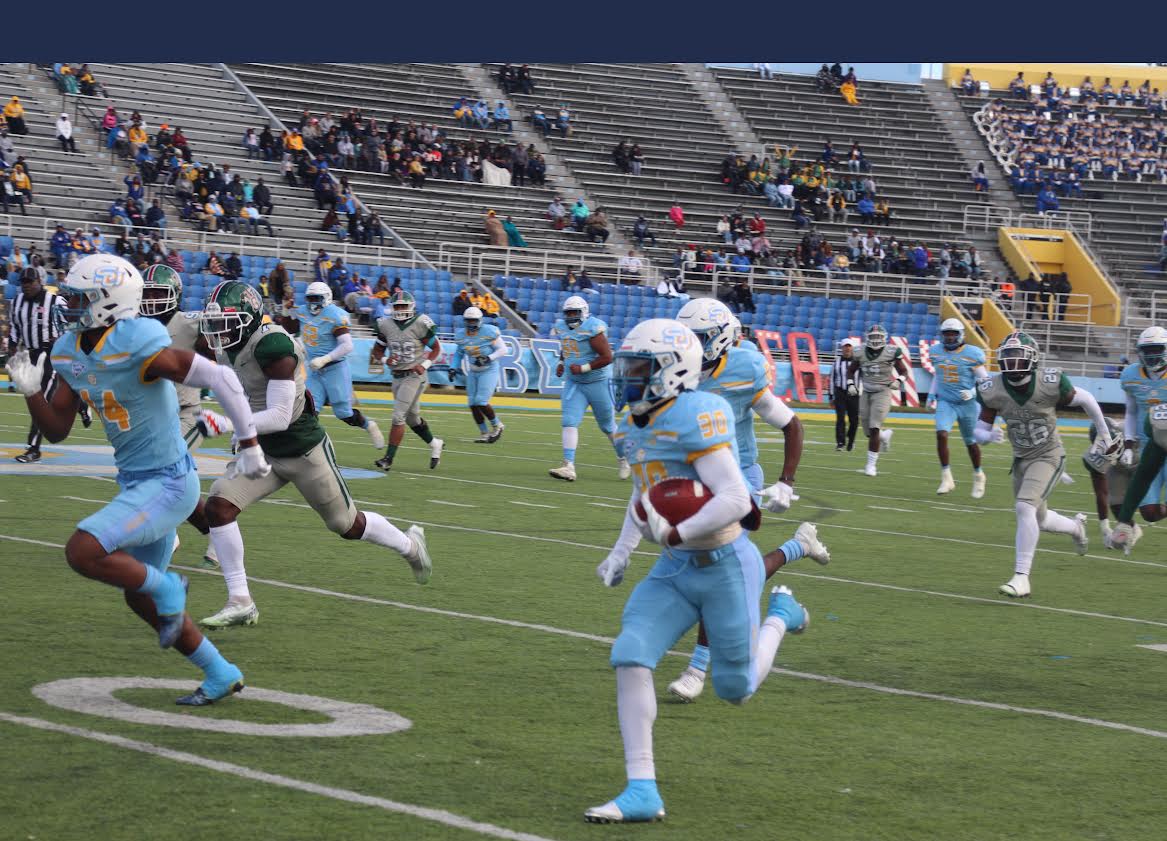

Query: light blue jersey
left=51, top=317, right=187, bottom=475
left=930, top=342, right=986, bottom=404
left=1121, top=362, right=1167, bottom=446
left=700, top=346, right=770, bottom=470
left=451, top=323, right=502, bottom=372
left=554, top=315, right=609, bottom=384
left=294, top=302, right=349, bottom=361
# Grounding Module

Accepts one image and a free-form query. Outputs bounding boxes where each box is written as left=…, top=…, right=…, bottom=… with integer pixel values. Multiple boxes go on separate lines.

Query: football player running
left=848, top=324, right=909, bottom=476
left=140, top=264, right=218, bottom=569
left=1109, top=401, right=1167, bottom=554
left=667, top=298, right=825, bottom=703
left=975, top=332, right=1109, bottom=597
left=928, top=318, right=990, bottom=497
left=5, top=254, right=270, bottom=706
left=548, top=295, right=630, bottom=482
left=280, top=281, right=384, bottom=450
left=1080, top=418, right=1135, bottom=542
left=370, top=290, right=444, bottom=472
left=196, top=281, right=432, bottom=631
left=449, top=305, right=506, bottom=442
left=586, top=319, right=824, bottom=824
left=1116, top=326, right=1167, bottom=523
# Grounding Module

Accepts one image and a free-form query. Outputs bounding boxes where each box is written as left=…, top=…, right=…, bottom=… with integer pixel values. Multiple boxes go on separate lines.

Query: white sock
left=562, top=426, right=579, bottom=461
left=866, top=451, right=879, bottom=468
left=751, top=616, right=787, bottom=692
left=1041, top=510, right=1080, bottom=535
left=616, top=666, right=656, bottom=781
left=941, top=466, right=953, bottom=477
left=1014, top=500, right=1039, bottom=576
left=360, top=511, right=412, bottom=555
left=209, top=523, right=250, bottom=603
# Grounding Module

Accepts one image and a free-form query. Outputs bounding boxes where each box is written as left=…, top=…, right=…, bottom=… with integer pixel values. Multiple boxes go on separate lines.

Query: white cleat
left=667, top=666, right=707, bottom=702
left=199, top=599, right=259, bottom=629
left=1071, top=513, right=1089, bottom=555
left=549, top=460, right=577, bottom=482
left=367, top=420, right=385, bottom=450
left=487, top=423, right=505, bottom=443
left=879, top=429, right=894, bottom=452
left=1106, top=522, right=1142, bottom=555
left=429, top=437, right=444, bottom=469
left=971, top=470, right=987, bottom=499
left=404, top=525, right=432, bottom=584
left=936, top=472, right=956, bottom=495
left=617, top=457, right=632, bottom=480
left=999, top=573, right=1030, bottom=598
left=473, top=431, right=492, bottom=443
left=863, top=463, right=878, bottom=477
left=584, top=799, right=665, bottom=825
left=793, top=522, right=831, bottom=565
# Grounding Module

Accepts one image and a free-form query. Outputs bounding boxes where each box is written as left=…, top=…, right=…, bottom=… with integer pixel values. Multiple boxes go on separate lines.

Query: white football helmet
left=463, top=306, right=483, bottom=331
left=611, top=318, right=702, bottom=415
left=865, top=323, right=888, bottom=353
left=939, top=317, right=965, bottom=350
left=60, top=253, right=143, bottom=332
left=305, top=281, right=332, bottom=316
left=563, top=295, right=589, bottom=328
left=1136, top=325, right=1167, bottom=373
left=677, top=297, right=737, bottom=371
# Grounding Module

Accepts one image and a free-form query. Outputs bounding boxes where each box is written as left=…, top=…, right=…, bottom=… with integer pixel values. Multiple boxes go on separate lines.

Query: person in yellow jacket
left=127, top=121, right=149, bottom=157
left=3, top=96, right=28, bottom=135
left=10, top=163, right=33, bottom=205
left=840, top=79, right=860, bottom=106
left=470, top=291, right=500, bottom=316
left=285, top=130, right=305, bottom=156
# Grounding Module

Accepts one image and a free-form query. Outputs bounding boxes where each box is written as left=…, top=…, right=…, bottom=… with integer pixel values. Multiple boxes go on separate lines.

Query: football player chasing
left=667, top=298, right=826, bottom=703
left=449, top=305, right=506, bottom=442
left=196, top=281, right=432, bottom=631
left=280, top=281, right=384, bottom=451
left=928, top=318, right=990, bottom=498
left=1109, top=401, right=1167, bottom=554
left=370, top=290, right=445, bottom=472
left=1080, top=418, right=1135, bottom=542
left=1116, top=326, right=1167, bottom=523
left=5, top=254, right=270, bottom=706
left=548, top=295, right=630, bottom=482
left=586, top=319, right=824, bottom=824
left=974, top=332, right=1110, bottom=598
left=848, top=324, right=909, bottom=477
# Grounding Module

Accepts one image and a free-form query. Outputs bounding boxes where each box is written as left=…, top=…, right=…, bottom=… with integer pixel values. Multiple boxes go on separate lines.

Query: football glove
left=926, top=397, right=937, bottom=411
left=1088, top=432, right=1114, bottom=460
left=233, top=443, right=272, bottom=480
left=958, top=388, right=975, bottom=402
left=1119, top=445, right=1135, bottom=467
left=1106, top=521, right=1139, bottom=556
left=596, top=553, right=629, bottom=587
left=474, top=355, right=491, bottom=367
left=846, top=383, right=858, bottom=396
left=368, top=356, right=385, bottom=375
left=759, top=480, right=798, bottom=513
left=5, top=349, right=46, bottom=397
left=640, top=496, right=674, bottom=545
left=308, top=357, right=328, bottom=371
left=196, top=408, right=234, bottom=438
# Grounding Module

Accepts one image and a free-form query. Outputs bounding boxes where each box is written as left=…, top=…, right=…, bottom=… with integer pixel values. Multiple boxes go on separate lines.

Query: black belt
left=392, top=369, right=421, bottom=379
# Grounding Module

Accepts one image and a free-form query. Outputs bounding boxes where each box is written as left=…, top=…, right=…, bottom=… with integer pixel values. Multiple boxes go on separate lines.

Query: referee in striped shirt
left=8, top=268, right=90, bottom=462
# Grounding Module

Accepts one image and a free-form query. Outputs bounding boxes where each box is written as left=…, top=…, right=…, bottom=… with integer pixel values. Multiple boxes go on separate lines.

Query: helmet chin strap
left=1005, top=372, right=1033, bottom=386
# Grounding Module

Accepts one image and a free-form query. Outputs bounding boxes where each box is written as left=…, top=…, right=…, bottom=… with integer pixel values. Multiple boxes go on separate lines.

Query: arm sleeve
left=488, top=336, right=506, bottom=361
left=315, top=331, right=353, bottom=365
left=182, top=354, right=258, bottom=441
left=752, top=389, right=796, bottom=429
left=251, top=379, right=297, bottom=434
left=972, top=365, right=989, bottom=381
left=1069, top=387, right=1109, bottom=436
left=677, top=446, right=752, bottom=543
left=1124, top=392, right=1139, bottom=440
left=451, top=341, right=464, bottom=369
left=608, top=487, right=644, bottom=563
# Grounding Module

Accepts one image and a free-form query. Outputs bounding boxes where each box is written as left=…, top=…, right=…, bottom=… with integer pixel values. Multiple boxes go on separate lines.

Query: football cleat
left=200, top=541, right=219, bottom=570
left=768, top=585, right=809, bottom=633
left=374, top=455, right=394, bottom=472
left=971, top=471, right=987, bottom=500
left=793, top=522, right=831, bottom=565
left=863, top=463, right=877, bottom=477
left=879, top=429, right=894, bottom=452
left=80, top=408, right=93, bottom=428
left=549, top=460, right=577, bottom=482
left=15, top=448, right=41, bottom=463
left=584, top=780, right=665, bottom=824
left=617, top=457, right=632, bottom=480
left=667, top=666, right=706, bottom=702
left=404, top=525, right=432, bottom=584
left=487, top=423, right=505, bottom=443
left=999, top=573, right=1030, bottom=598
left=1071, top=513, right=1089, bottom=556
left=936, top=472, right=956, bottom=495
left=835, top=443, right=844, bottom=452
left=199, top=600, right=259, bottom=629
left=176, top=666, right=244, bottom=707
left=429, top=437, right=444, bottom=469
left=367, top=420, right=385, bottom=450
left=473, top=431, right=492, bottom=443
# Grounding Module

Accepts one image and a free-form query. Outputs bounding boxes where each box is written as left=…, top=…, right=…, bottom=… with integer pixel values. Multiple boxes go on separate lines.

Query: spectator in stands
left=619, top=250, right=643, bottom=281
left=816, top=64, right=837, bottom=93
left=446, top=287, right=471, bottom=317
left=320, top=208, right=346, bottom=241
left=3, top=97, right=27, bottom=135
left=532, top=105, right=551, bottom=137
left=327, top=258, right=349, bottom=299
left=828, top=190, right=848, bottom=223
left=840, top=70, right=859, bottom=106
left=725, top=278, right=756, bottom=313
left=585, top=208, right=610, bottom=243
left=206, top=251, right=228, bottom=279
left=1052, top=272, right=1072, bottom=320
left=1036, top=184, right=1059, bottom=214
left=124, top=174, right=144, bottom=204
left=145, top=198, right=166, bottom=231
left=502, top=216, right=527, bottom=248
left=571, top=198, right=590, bottom=232
left=510, top=143, right=528, bottom=186
left=656, top=273, right=688, bottom=300
left=225, top=252, right=243, bottom=280
left=243, top=202, right=275, bottom=237
left=821, top=140, right=836, bottom=165
left=716, top=215, right=732, bottom=243
left=546, top=195, right=568, bottom=230
left=517, top=65, right=534, bottom=94
left=408, top=154, right=426, bottom=188
left=484, top=209, right=507, bottom=247
left=632, top=215, right=657, bottom=248
left=668, top=201, right=685, bottom=230
left=242, top=128, right=259, bottom=159
left=8, top=163, right=31, bottom=212
left=51, top=112, right=78, bottom=154
left=874, top=198, right=892, bottom=225
left=1019, top=273, right=1040, bottom=319
left=492, top=101, right=512, bottom=132
left=791, top=198, right=810, bottom=229
left=49, top=224, right=71, bottom=268
left=911, top=243, right=930, bottom=279
left=471, top=289, right=500, bottom=317
left=1009, top=72, right=1027, bottom=99
left=856, top=194, right=876, bottom=225
left=498, top=64, right=517, bottom=93
left=527, top=149, right=547, bottom=185
left=556, top=105, right=571, bottom=138
left=970, top=161, right=990, bottom=192
left=960, top=69, right=978, bottom=95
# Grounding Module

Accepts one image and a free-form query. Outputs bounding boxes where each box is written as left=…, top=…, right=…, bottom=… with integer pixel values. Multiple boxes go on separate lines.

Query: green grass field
left=2, top=391, right=1166, bottom=841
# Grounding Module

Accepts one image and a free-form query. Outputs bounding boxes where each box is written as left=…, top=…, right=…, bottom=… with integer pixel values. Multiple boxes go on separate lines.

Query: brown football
left=634, top=478, right=713, bottom=526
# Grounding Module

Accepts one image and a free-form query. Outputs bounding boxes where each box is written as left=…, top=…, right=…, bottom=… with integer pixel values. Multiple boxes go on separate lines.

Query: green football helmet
left=997, top=331, right=1040, bottom=382
left=140, top=264, right=184, bottom=319
left=201, top=280, right=264, bottom=351
left=390, top=289, right=417, bottom=322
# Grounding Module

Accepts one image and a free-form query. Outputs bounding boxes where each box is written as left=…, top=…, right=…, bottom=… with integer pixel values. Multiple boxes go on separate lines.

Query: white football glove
left=958, top=388, right=975, bottom=402
left=596, top=553, right=629, bottom=587
left=1106, top=521, right=1139, bottom=556
left=5, top=349, right=46, bottom=397
left=368, top=357, right=385, bottom=375
left=233, top=442, right=272, bottom=480
left=846, top=383, right=858, bottom=396
left=196, top=408, right=234, bottom=438
left=926, top=397, right=937, bottom=411
left=640, top=496, right=674, bottom=545
left=759, top=480, right=798, bottom=513
left=1119, top=445, right=1135, bottom=467
left=1088, top=433, right=1114, bottom=460
left=309, top=357, right=328, bottom=371
left=988, top=426, right=1005, bottom=444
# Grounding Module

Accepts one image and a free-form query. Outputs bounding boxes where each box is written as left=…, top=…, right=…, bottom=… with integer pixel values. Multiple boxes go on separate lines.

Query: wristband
left=580, top=363, right=592, bottom=373
left=421, top=358, right=433, bottom=370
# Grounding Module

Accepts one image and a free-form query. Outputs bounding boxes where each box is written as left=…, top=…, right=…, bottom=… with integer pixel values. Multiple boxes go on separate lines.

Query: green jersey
left=977, top=368, right=1074, bottom=461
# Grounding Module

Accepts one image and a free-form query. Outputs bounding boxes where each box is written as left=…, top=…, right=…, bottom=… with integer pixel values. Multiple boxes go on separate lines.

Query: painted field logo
left=33, top=677, right=411, bottom=737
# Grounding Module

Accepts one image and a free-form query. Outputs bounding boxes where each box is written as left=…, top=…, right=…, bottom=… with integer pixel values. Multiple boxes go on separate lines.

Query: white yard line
left=510, top=501, right=558, bottom=509
left=427, top=500, right=477, bottom=508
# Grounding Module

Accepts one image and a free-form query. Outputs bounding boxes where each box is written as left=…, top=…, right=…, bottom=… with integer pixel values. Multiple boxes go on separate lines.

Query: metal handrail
left=437, top=241, right=660, bottom=288
left=37, top=217, right=288, bottom=262
left=304, top=239, right=427, bottom=273
left=962, top=204, right=1014, bottom=232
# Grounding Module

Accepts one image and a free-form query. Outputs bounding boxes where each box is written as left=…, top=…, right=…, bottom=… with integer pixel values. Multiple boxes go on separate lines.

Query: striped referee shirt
left=9, top=290, right=67, bottom=354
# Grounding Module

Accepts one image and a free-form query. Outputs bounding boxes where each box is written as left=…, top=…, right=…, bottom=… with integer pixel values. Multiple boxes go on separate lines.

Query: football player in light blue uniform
left=4, top=254, right=270, bottom=706
left=282, top=281, right=383, bottom=450
left=1119, top=325, right=1167, bottom=522
left=668, top=298, right=820, bottom=702
left=548, top=295, right=628, bottom=482
left=586, top=318, right=826, bottom=825
left=450, top=305, right=506, bottom=442
left=928, top=318, right=990, bottom=498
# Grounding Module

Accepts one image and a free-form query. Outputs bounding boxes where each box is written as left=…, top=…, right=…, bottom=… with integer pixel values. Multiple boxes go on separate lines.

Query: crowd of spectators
left=815, top=63, right=860, bottom=105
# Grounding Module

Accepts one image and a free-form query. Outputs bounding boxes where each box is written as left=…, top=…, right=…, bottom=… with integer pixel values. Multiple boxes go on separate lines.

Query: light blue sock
left=187, top=638, right=226, bottom=676
left=610, top=435, right=623, bottom=459
left=780, top=537, right=805, bottom=563
left=564, top=447, right=576, bottom=462
left=137, top=565, right=166, bottom=597
left=477, top=422, right=489, bottom=434
left=490, top=416, right=501, bottom=428
left=360, top=416, right=369, bottom=430
left=688, top=644, right=711, bottom=672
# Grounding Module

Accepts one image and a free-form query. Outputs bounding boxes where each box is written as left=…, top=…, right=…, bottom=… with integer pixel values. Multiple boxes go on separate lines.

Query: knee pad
left=609, top=630, right=664, bottom=670
left=1015, top=499, right=1038, bottom=522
